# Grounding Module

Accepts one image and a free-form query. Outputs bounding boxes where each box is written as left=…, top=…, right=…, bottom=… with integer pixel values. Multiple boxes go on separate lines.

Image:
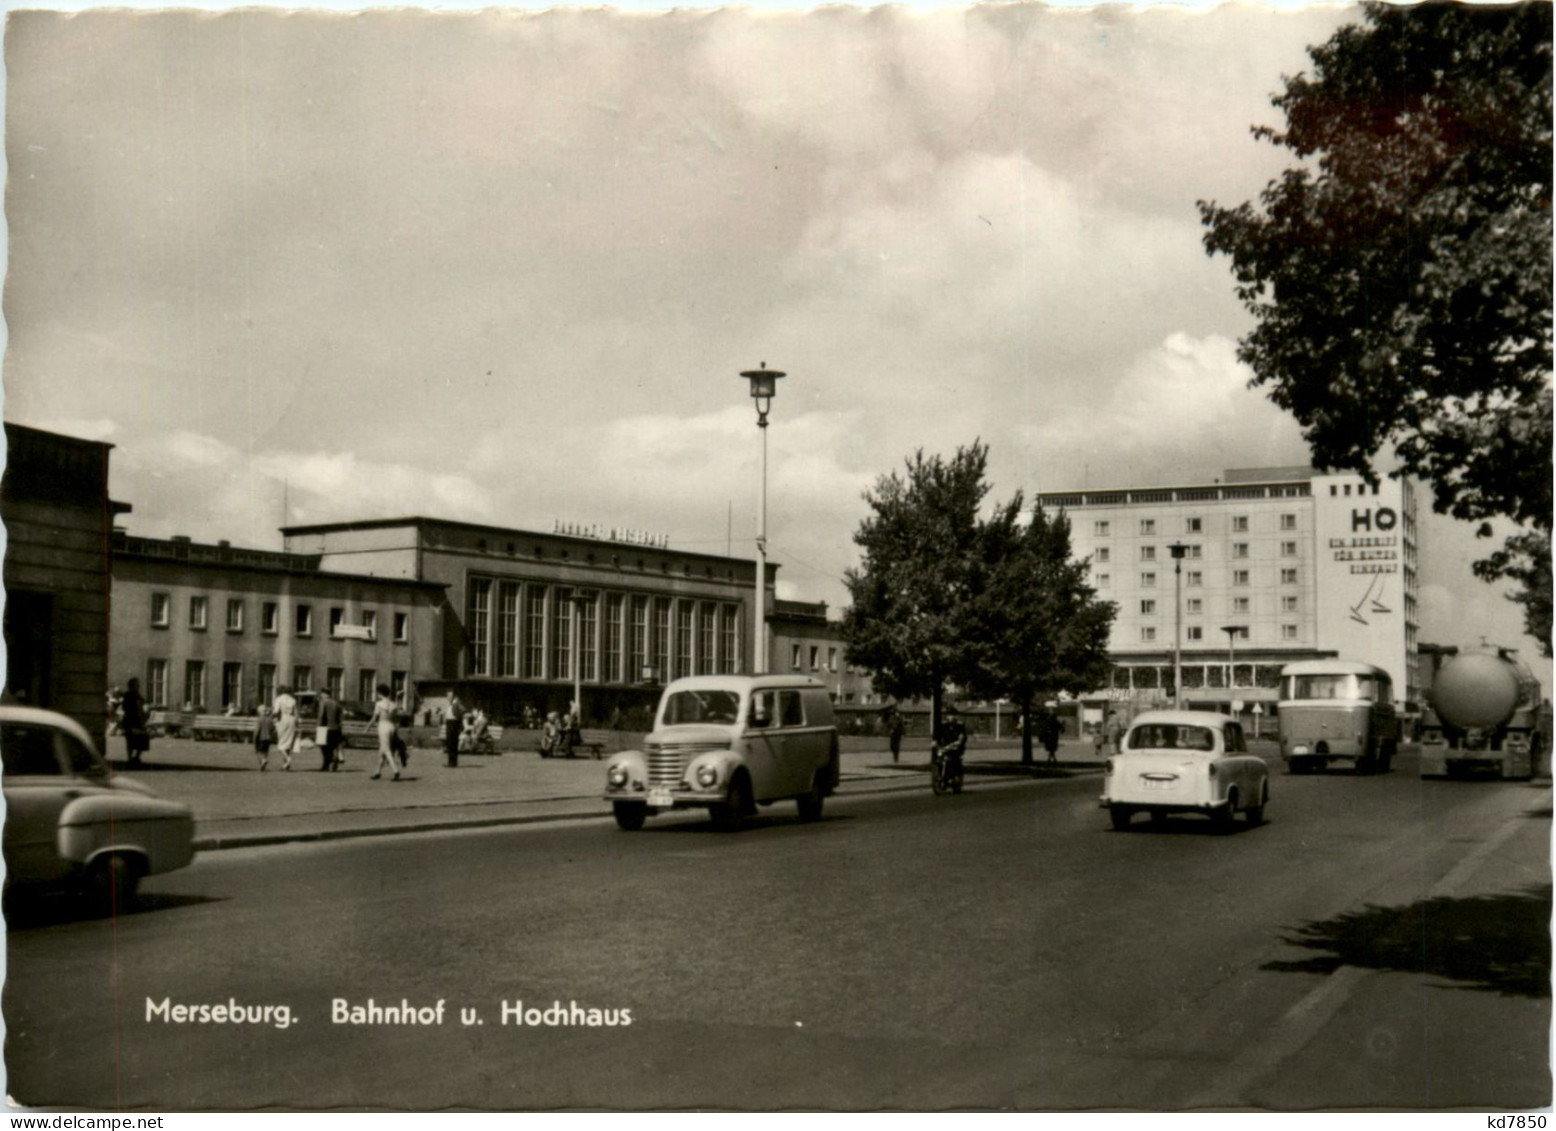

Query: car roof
left=1279, top=660, right=1389, bottom=677
left=1128, top=710, right=1236, bottom=727
left=664, top=674, right=828, bottom=693
left=0, top=705, right=100, bottom=751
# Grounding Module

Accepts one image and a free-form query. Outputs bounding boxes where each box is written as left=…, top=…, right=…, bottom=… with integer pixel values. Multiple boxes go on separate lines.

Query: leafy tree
left=965, top=505, right=1116, bottom=765
left=1199, top=2, right=1552, bottom=652
left=841, top=442, right=1006, bottom=736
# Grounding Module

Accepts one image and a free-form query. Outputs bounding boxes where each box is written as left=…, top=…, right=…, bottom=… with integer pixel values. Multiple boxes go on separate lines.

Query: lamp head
left=740, top=364, right=786, bottom=425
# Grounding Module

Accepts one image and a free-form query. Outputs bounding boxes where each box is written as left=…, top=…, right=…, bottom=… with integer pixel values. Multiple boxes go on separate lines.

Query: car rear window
left=1126, top=724, right=1216, bottom=752
left=2, top=724, right=63, bottom=776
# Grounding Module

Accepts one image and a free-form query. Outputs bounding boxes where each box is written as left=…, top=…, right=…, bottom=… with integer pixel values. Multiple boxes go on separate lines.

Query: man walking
left=444, top=693, right=465, bottom=768
left=317, top=687, right=345, bottom=771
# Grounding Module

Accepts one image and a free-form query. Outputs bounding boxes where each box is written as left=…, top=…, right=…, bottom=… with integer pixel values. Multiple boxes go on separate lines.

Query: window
left=579, top=597, right=598, bottom=682
left=221, top=663, right=243, bottom=710
left=604, top=594, right=624, bottom=682
left=1232, top=516, right=1249, bottom=532
left=1282, top=624, right=1298, bottom=640
left=1282, top=595, right=1299, bottom=612
left=1281, top=541, right=1297, bottom=557
left=146, top=659, right=169, bottom=708
left=395, top=613, right=410, bottom=643
left=226, top=599, right=244, bottom=633
left=1140, top=626, right=1157, bottom=643
left=184, top=660, right=207, bottom=710
left=627, top=595, right=647, bottom=682
left=1281, top=514, right=1297, bottom=531
left=674, top=602, right=693, bottom=680
left=1140, top=572, right=1156, bottom=587
left=652, top=598, right=671, bottom=682
left=828, top=647, right=838, bottom=672
left=720, top=604, right=740, bottom=674
left=262, top=601, right=279, bottom=634
left=1186, top=571, right=1203, bottom=587
left=496, top=583, right=520, bottom=678
left=1140, top=519, right=1156, bottom=535
left=1233, top=543, right=1249, bottom=558
left=1140, top=600, right=1157, bottom=615
left=363, top=610, right=378, bottom=640
left=1232, top=597, right=1250, bottom=614
left=1232, top=626, right=1250, bottom=641
left=1095, top=521, right=1110, bottom=537
left=359, top=670, right=377, bottom=703
left=391, top=671, right=408, bottom=705
left=1186, top=598, right=1203, bottom=614
left=292, top=666, right=313, bottom=693
left=809, top=646, right=820, bottom=670
left=1186, top=517, right=1202, bottom=533
left=1186, top=626, right=1203, bottom=642
left=189, top=595, right=208, bottom=630
left=326, top=667, right=344, bottom=700
left=1097, top=573, right=1111, bottom=588
left=1233, top=570, right=1250, bottom=586
left=1186, top=544, right=1202, bottom=559
left=151, top=592, right=171, bottom=627
left=697, top=605, right=716, bottom=676
left=257, top=664, right=277, bottom=707
left=295, top=604, right=313, bottom=636
left=552, top=587, right=575, bottom=680
left=1140, top=545, right=1156, bottom=562
left=1096, top=547, right=1110, bottom=564
left=468, top=580, right=492, bottom=676
left=528, top=588, right=550, bottom=679
left=329, top=607, right=345, bottom=636
left=1281, top=568, right=1298, bottom=585
left=791, top=644, right=802, bottom=670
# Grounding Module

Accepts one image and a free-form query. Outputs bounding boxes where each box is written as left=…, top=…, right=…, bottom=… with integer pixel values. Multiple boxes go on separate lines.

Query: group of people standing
left=251, top=685, right=405, bottom=779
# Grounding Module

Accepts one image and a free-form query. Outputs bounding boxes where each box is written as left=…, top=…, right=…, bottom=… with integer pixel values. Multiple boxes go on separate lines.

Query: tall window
left=1095, top=521, right=1110, bottom=537
left=525, top=587, right=548, bottom=678
left=295, top=604, right=313, bottom=636
left=551, top=587, right=574, bottom=680
left=579, top=596, right=598, bottom=682
left=720, top=604, right=740, bottom=674
left=359, top=670, right=377, bottom=703
left=1281, top=514, right=1297, bottom=531
left=257, top=664, right=277, bottom=707
left=652, top=599, right=671, bottom=681
left=604, top=593, right=624, bottom=682
left=221, top=663, right=243, bottom=710
left=362, top=610, right=378, bottom=640
left=329, top=607, right=345, bottom=635
left=467, top=578, right=493, bottom=676
left=151, top=592, right=171, bottom=627
left=189, top=595, right=208, bottom=630
left=146, top=659, right=169, bottom=708
left=1140, top=545, right=1156, bottom=561
left=496, top=582, right=521, bottom=678
left=697, top=604, right=716, bottom=675
left=629, top=596, right=648, bottom=680
left=791, top=644, right=803, bottom=670
left=326, top=667, right=345, bottom=700
left=262, top=601, right=279, bottom=634
left=394, top=612, right=410, bottom=643
left=828, top=647, right=838, bottom=672
left=391, top=670, right=408, bottom=705
left=292, top=666, right=313, bottom=692
left=184, top=660, right=206, bottom=710
left=226, top=599, right=244, bottom=632
left=674, top=602, right=694, bottom=680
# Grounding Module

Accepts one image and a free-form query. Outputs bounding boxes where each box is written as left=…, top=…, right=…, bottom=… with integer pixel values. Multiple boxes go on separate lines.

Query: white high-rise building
left=1035, top=466, right=1421, bottom=714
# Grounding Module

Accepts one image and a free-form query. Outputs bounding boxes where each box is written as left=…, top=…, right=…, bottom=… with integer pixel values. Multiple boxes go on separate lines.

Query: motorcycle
left=930, top=740, right=965, bottom=795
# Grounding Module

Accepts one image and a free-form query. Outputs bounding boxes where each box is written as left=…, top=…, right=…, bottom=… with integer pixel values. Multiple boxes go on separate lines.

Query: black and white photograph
left=0, top=0, right=1550, bottom=1113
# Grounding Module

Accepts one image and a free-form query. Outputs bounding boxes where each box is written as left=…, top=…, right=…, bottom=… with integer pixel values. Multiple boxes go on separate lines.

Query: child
left=254, top=704, right=277, bottom=771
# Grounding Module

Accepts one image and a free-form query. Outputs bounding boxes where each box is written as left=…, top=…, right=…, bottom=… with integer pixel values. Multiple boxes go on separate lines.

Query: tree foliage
left=964, top=506, right=1116, bottom=764
left=1199, top=2, right=1552, bottom=651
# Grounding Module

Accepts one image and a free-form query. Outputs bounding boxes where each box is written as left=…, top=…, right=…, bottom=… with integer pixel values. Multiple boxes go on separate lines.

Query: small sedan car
left=2, top=706, right=196, bottom=906
left=1100, top=710, right=1268, bottom=831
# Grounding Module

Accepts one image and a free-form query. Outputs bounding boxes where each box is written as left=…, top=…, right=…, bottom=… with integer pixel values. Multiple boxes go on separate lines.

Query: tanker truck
left=1418, top=647, right=1552, bottom=780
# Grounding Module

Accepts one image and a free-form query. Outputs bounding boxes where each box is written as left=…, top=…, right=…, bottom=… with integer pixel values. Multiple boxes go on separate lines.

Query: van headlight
left=607, top=765, right=629, bottom=789
left=695, top=764, right=719, bottom=789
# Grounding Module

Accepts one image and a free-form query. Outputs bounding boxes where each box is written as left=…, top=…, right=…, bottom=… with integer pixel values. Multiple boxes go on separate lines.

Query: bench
left=188, top=714, right=257, bottom=742
left=538, top=727, right=612, bottom=760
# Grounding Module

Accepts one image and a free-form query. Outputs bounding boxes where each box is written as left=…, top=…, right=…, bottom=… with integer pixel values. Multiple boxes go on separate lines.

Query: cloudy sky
left=2, top=2, right=1547, bottom=677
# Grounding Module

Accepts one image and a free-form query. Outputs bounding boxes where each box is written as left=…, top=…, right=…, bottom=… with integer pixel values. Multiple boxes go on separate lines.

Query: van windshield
left=660, top=690, right=741, bottom=726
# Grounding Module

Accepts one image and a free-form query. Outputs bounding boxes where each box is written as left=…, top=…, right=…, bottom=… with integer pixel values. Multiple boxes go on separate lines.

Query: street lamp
left=739, top=364, right=785, bottom=674
left=1168, top=542, right=1189, bottom=709
left=1222, top=625, right=1245, bottom=717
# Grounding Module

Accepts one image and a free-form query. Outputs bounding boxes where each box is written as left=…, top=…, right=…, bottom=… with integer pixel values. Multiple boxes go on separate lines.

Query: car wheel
left=1380, top=741, right=1396, bottom=773
left=1212, top=790, right=1237, bottom=831
left=711, top=774, right=750, bottom=832
left=796, top=780, right=824, bottom=822
left=1356, top=738, right=1379, bottom=776
left=86, top=853, right=143, bottom=913
left=1287, top=758, right=1308, bottom=775
left=1109, top=806, right=1133, bottom=830
left=613, top=802, right=647, bottom=831
left=1245, top=782, right=1267, bottom=826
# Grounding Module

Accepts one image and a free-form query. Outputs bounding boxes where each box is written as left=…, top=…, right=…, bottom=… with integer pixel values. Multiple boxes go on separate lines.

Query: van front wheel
left=711, top=774, right=751, bottom=832
left=613, top=803, right=647, bottom=831
left=796, top=779, right=824, bottom=822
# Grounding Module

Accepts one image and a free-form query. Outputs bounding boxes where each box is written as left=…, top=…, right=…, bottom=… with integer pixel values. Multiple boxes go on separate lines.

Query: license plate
left=1143, top=778, right=1175, bottom=791
left=647, top=789, right=673, bottom=808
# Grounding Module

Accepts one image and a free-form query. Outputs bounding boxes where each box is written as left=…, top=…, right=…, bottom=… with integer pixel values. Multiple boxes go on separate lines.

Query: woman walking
left=272, top=685, right=300, bottom=771
left=368, top=683, right=402, bottom=781
left=254, top=704, right=277, bottom=770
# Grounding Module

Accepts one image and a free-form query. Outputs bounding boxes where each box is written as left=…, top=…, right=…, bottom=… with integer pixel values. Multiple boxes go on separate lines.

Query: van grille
left=644, top=741, right=725, bottom=786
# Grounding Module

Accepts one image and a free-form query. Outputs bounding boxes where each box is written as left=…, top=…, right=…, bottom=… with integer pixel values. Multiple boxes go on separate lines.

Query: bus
left=1276, top=660, right=1400, bottom=775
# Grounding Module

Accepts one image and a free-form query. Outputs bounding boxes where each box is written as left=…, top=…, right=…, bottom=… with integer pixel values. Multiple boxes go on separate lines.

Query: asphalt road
left=6, top=749, right=1550, bottom=1111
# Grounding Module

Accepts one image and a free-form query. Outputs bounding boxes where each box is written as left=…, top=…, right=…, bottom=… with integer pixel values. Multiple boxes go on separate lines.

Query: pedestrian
left=369, top=683, right=403, bottom=781
left=1105, top=712, right=1124, bottom=755
left=888, top=709, right=905, bottom=764
left=120, top=677, right=151, bottom=766
left=542, top=711, right=562, bottom=758
left=106, top=686, right=124, bottom=736
left=444, top=693, right=465, bottom=768
left=272, top=684, right=300, bottom=771
left=316, top=687, right=345, bottom=771
left=1039, top=710, right=1062, bottom=765
left=254, top=704, right=277, bottom=770
left=1093, top=715, right=1107, bottom=759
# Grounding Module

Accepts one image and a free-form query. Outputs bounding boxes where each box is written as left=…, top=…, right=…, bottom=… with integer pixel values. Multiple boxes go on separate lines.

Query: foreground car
left=2, top=706, right=196, bottom=906
left=1100, top=710, right=1268, bottom=831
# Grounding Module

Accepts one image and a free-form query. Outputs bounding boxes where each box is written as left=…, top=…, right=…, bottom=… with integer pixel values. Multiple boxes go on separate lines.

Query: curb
left=190, top=765, right=1103, bottom=852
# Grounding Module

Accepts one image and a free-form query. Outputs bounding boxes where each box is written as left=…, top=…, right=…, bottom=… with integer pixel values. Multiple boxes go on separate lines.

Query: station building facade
left=281, top=517, right=774, bottom=724
left=109, top=533, right=447, bottom=713
left=768, top=599, right=877, bottom=706
left=1035, top=466, right=1421, bottom=715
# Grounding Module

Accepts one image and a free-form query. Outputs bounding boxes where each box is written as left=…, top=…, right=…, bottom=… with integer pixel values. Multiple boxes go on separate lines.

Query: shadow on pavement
left=5, top=889, right=227, bottom=931
left=1262, top=883, right=1552, bottom=998
left=108, top=758, right=250, bottom=773
left=868, top=760, right=1077, bottom=778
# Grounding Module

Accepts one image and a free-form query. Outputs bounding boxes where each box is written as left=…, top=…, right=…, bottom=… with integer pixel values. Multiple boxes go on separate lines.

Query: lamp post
left=1222, top=625, right=1244, bottom=718
left=739, top=364, right=785, bottom=674
left=1167, top=542, right=1189, bottom=709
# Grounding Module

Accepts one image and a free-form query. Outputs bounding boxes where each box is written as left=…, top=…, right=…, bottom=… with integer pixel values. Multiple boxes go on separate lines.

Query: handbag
left=315, top=725, right=330, bottom=745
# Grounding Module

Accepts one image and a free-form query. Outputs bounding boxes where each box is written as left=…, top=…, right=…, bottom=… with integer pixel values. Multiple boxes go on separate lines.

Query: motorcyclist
left=934, top=710, right=968, bottom=778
